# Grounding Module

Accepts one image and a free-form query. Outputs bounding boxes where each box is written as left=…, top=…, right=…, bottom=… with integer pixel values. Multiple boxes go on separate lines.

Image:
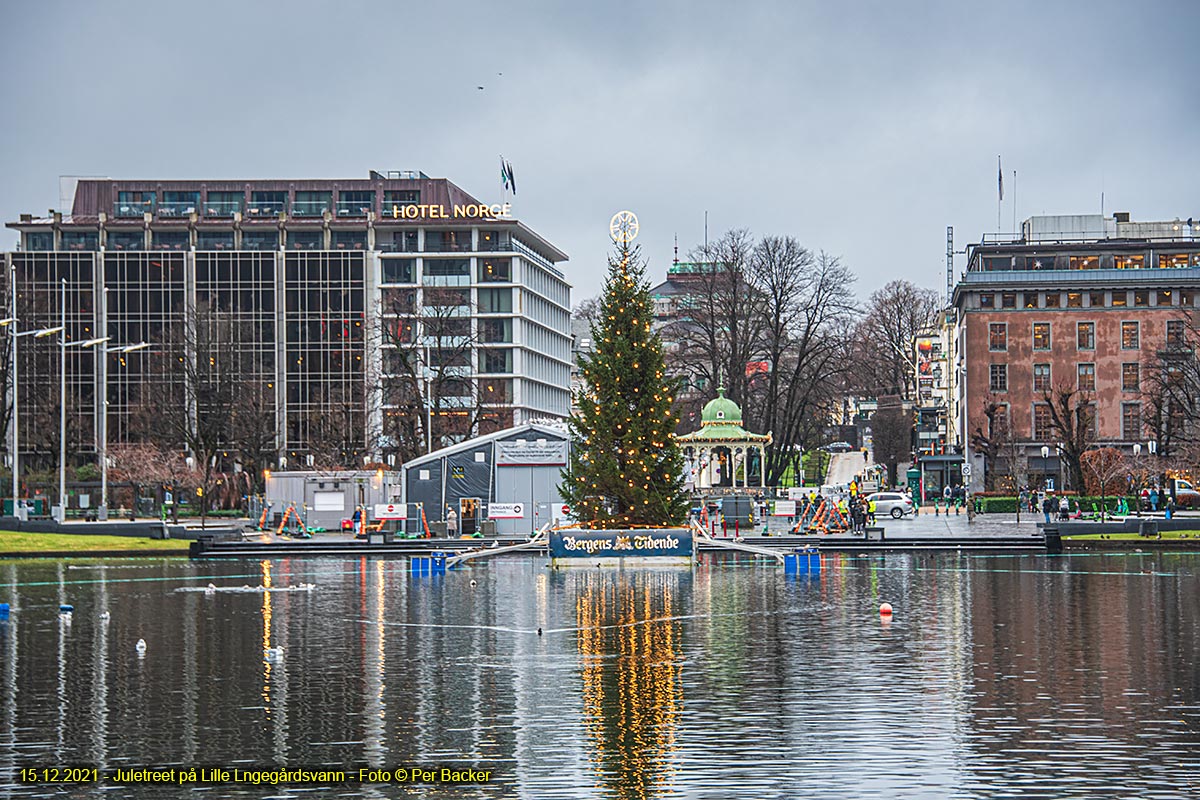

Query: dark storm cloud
left=1, top=0, right=1196, bottom=304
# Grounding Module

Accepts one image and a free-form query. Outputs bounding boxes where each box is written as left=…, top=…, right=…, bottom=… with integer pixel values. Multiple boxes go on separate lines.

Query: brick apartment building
left=952, top=213, right=1199, bottom=491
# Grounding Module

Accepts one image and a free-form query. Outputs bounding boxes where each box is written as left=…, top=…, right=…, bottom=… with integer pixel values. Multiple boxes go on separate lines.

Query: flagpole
left=997, top=155, right=1002, bottom=232
left=1012, top=169, right=1018, bottom=235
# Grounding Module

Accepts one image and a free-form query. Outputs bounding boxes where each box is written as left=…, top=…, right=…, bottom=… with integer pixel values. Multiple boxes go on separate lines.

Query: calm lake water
left=1, top=550, right=1198, bottom=799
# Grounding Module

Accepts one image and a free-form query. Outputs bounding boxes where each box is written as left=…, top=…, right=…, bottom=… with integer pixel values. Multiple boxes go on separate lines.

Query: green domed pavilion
left=673, top=388, right=771, bottom=490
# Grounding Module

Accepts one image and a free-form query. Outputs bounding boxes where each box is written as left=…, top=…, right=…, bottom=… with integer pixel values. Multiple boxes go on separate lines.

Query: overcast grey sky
left=2, top=0, right=1197, bottom=305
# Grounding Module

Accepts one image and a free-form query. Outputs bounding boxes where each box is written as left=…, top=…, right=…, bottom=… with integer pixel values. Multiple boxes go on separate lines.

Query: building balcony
left=246, top=201, right=287, bottom=216
left=335, top=202, right=373, bottom=217
left=423, top=240, right=474, bottom=253
left=158, top=201, right=198, bottom=217
left=114, top=202, right=153, bottom=218
left=291, top=200, right=331, bottom=217
left=421, top=274, right=470, bottom=287
left=204, top=201, right=243, bottom=217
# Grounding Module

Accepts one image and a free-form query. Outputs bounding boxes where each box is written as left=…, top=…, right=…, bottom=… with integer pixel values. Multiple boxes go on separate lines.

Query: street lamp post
left=56, top=277, right=110, bottom=523
left=1040, top=445, right=1050, bottom=491
left=97, top=341, right=151, bottom=521
left=1133, top=443, right=1142, bottom=516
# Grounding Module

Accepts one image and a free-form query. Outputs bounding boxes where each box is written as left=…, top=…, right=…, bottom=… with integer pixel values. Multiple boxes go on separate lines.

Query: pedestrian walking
left=1041, top=494, right=1054, bottom=524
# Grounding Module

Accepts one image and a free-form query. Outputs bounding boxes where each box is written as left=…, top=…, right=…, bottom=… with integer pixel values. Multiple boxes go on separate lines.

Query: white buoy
left=135, top=638, right=147, bottom=654
left=204, top=583, right=217, bottom=594
left=469, top=579, right=477, bottom=588
left=99, top=611, right=110, bottom=622
left=879, top=602, right=894, bottom=616
left=264, top=647, right=283, bottom=662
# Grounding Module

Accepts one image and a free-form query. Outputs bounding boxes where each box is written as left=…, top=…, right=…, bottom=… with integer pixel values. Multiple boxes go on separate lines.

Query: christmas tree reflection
left=575, top=570, right=683, bottom=800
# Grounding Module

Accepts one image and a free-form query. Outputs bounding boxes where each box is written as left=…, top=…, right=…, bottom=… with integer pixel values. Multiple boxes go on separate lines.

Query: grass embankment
left=0, top=530, right=191, bottom=554
left=1062, top=531, right=1200, bottom=541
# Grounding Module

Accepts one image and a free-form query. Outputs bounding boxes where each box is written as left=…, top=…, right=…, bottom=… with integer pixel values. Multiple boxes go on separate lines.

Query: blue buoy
left=0, top=603, right=9, bottom=619
left=59, top=604, right=74, bottom=613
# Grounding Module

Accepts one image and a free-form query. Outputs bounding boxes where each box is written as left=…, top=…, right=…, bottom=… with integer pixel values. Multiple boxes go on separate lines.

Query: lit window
left=1032, top=322, right=1051, bottom=350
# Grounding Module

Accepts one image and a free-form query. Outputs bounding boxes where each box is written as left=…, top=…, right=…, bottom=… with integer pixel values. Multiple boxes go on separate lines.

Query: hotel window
left=1077, top=363, right=1096, bottom=391
left=1033, top=363, right=1051, bottom=392
left=107, top=231, right=143, bottom=251
left=1001, top=293, right=1016, bottom=309
left=479, top=318, right=513, bottom=343
left=1083, top=403, right=1097, bottom=439
left=1023, top=293, right=1037, bottom=309
left=242, top=230, right=278, bottom=250
left=1159, top=253, right=1190, bottom=269
left=1044, top=293, right=1061, bottom=308
left=1122, top=362, right=1139, bottom=391
left=478, top=258, right=512, bottom=282
left=1122, top=321, right=1140, bottom=349
left=1032, top=322, right=1050, bottom=350
left=1166, top=320, right=1186, bottom=346
left=1033, top=404, right=1053, bottom=440
left=160, top=191, right=199, bottom=217
left=425, top=230, right=472, bottom=252
left=478, top=288, right=512, bottom=313
left=479, top=348, right=513, bottom=373
left=423, top=287, right=470, bottom=309
left=1157, top=290, right=1173, bottom=306
left=25, top=232, right=53, bottom=251
left=1111, top=291, right=1128, bottom=307
left=249, top=191, right=287, bottom=216
left=989, top=364, right=1007, bottom=392
left=424, top=259, right=470, bottom=277
left=1067, top=292, right=1082, bottom=308
left=383, top=190, right=419, bottom=212
left=336, top=190, right=375, bottom=217
left=1077, top=322, right=1095, bottom=350
left=1088, top=291, right=1105, bottom=308
left=62, top=231, right=99, bottom=251
left=1028, top=254, right=1055, bottom=270
left=979, top=293, right=994, bottom=308
left=1122, top=403, right=1142, bottom=440
left=1182, top=290, right=1194, bottom=307
left=293, top=191, right=332, bottom=217
left=1134, top=290, right=1149, bottom=307
left=381, top=258, right=415, bottom=284
left=196, top=231, right=234, bottom=250
left=204, top=191, right=243, bottom=217
left=478, top=230, right=511, bottom=251
left=988, top=323, right=1007, bottom=351
left=289, top=231, right=323, bottom=250
left=1069, top=255, right=1099, bottom=270
left=115, top=190, right=155, bottom=217
left=331, top=230, right=366, bottom=250
left=152, top=231, right=189, bottom=251
left=481, top=379, right=513, bottom=404
left=1114, top=254, right=1144, bottom=269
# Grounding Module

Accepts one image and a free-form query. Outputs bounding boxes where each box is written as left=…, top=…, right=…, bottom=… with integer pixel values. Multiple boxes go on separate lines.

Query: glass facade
left=5, top=179, right=572, bottom=462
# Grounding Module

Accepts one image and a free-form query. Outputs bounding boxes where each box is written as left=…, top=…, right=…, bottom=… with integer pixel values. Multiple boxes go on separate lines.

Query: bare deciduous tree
left=848, top=280, right=941, bottom=400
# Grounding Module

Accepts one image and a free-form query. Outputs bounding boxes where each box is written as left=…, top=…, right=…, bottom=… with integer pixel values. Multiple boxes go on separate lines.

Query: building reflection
left=575, top=570, right=684, bottom=800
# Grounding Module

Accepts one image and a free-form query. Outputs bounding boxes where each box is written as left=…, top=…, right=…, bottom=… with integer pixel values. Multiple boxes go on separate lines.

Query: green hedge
left=973, top=495, right=1140, bottom=514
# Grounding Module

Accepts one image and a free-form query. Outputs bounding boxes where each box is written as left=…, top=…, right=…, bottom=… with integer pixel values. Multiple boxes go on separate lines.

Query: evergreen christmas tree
left=561, top=241, right=688, bottom=528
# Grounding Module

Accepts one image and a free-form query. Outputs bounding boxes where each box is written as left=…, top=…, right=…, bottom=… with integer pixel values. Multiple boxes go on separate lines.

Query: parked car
left=1140, top=480, right=1200, bottom=510
left=865, top=492, right=915, bottom=519
left=823, top=441, right=854, bottom=453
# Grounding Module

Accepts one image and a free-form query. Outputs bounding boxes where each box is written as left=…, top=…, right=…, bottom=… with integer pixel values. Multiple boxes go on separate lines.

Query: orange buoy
left=879, top=602, right=893, bottom=616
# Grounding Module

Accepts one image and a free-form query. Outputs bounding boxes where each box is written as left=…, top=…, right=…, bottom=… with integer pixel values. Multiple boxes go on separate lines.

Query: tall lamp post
left=56, top=278, right=110, bottom=523
left=2, top=265, right=64, bottom=517
left=1040, top=445, right=1050, bottom=491
left=1133, top=443, right=1142, bottom=516
left=97, top=341, right=152, bottom=521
